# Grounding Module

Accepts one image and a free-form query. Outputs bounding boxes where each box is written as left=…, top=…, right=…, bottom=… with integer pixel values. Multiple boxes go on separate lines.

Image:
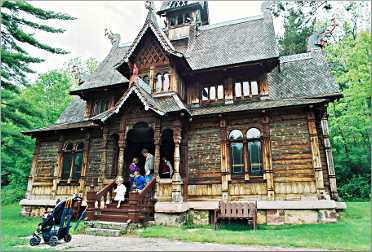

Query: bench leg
left=214, top=210, right=217, bottom=230
left=253, top=216, right=257, bottom=230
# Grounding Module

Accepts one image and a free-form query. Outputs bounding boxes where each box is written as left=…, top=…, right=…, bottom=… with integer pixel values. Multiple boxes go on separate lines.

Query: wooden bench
left=214, top=201, right=257, bottom=230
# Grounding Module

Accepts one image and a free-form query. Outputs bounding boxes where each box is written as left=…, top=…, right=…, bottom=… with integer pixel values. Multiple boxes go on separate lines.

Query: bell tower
left=157, top=1, right=209, bottom=41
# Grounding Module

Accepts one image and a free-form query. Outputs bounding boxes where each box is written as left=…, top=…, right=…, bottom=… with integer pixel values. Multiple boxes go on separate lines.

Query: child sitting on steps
left=113, top=177, right=126, bottom=208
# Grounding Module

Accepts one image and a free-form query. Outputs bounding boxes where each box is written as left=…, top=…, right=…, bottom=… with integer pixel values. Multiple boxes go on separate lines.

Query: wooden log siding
left=154, top=118, right=161, bottom=178
left=79, top=133, right=91, bottom=195
left=86, top=138, right=103, bottom=185
left=36, top=141, right=59, bottom=179
left=100, top=128, right=110, bottom=182
left=187, top=127, right=221, bottom=184
left=219, top=119, right=230, bottom=200
left=25, top=139, right=41, bottom=200
left=270, top=111, right=318, bottom=198
left=307, top=109, right=325, bottom=197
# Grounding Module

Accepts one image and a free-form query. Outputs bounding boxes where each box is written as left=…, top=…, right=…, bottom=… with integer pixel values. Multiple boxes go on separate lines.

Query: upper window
left=143, top=75, right=149, bottom=85
left=61, top=142, right=84, bottom=180
left=91, top=99, right=110, bottom=116
left=155, top=72, right=170, bottom=93
left=229, top=128, right=263, bottom=177
left=234, top=80, right=259, bottom=98
left=202, top=84, right=224, bottom=101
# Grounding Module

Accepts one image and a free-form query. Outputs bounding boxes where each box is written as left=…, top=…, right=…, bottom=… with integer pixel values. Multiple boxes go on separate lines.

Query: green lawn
left=137, top=202, right=371, bottom=251
left=1, top=204, right=84, bottom=251
left=2, top=202, right=370, bottom=251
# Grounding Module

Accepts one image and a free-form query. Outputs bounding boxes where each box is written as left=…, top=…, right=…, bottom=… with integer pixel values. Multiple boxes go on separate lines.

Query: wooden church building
left=21, top=1, right=346, bottom=225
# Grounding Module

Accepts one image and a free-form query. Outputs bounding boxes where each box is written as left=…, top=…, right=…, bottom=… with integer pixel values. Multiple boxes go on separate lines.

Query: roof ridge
left=198, top=15, right=264, bottom=31
left=279, top=52, right=312, bottom=63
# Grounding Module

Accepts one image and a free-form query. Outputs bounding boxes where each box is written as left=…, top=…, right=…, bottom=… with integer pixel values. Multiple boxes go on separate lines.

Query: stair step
left=85, top=220, right=130, bottom=230
left=96, top=214, right=131, bottom=223
left=85, top=227, right=120, bottom=237
left=100, top=208, right=130, bottom=215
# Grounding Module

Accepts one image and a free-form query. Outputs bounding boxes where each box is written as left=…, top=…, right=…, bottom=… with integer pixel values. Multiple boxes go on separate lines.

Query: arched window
left=229, top=130, right=244, bottom=174
left=246, top=128, right=262, bottom=176
left=163, top=73, right=170, bottom=91
left=156, top=74, right=162, bottom=92
left=61, top=142, right=84, bottom=180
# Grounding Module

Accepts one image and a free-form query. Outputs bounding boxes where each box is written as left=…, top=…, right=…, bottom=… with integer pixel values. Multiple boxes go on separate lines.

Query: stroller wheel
left=49, top=236, right=58, bottom=247
left=29, top=236, right=41, bottom=246
left=64, top=234, right=72, bottom=243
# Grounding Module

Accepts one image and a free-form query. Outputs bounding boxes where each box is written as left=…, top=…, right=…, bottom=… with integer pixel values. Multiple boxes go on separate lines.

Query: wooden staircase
left=86, top=177, right=156, bottom=223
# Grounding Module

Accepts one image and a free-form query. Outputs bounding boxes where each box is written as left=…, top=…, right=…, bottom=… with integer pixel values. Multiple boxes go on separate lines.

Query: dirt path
left=18, top=234, right=331, bottom=251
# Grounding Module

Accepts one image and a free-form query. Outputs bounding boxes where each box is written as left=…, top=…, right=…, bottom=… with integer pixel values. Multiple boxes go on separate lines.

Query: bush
left=338, top=174, right=371, bottom=201
left=1, top=183, right=27, bottom=205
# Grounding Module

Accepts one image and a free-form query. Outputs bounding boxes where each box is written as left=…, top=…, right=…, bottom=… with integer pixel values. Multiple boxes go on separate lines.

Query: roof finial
left=307, top=18, right=337, bottom=52
left=145, top=0, right=154, bottom=12
left=105, top=28, right=121, bottom=47
left=71, top=65, right=88, bottom=86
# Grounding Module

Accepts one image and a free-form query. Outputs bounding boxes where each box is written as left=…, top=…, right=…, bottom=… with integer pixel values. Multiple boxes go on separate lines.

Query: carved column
left=307, top=108, right=326, bottom=198
left=154, top=118, right=161, bottom=179
left=25, top=139, right=41, bottom=200
left=172, top=127, right=183, bottom=202
left=263, top=113, right=274, bottom=200
left=52, top=136, right=64, bottom=199
left=321, top=113, right=340, bottom=201
left=219, top=119, right=229, bottom=201
left=79, top=133, right=91, bottom=197
left=117, top=119, right=127, bottom=179
left=99, top=128, right=110, bottom=184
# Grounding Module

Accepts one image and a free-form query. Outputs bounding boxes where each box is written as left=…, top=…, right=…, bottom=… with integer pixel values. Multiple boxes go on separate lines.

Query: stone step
left=85, top=227, right=121, bottom=237
left=85, top=220, right=130, bottom=230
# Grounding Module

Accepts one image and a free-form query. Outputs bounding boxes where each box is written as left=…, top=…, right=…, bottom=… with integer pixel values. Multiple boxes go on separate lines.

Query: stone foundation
left=154, top=212, right=187, bottom=227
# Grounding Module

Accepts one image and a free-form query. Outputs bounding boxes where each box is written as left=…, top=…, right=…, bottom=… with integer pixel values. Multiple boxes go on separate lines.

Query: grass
left=137, top=202, right=371, bottom=251
left=1, top=204, right=85, bottom=251
left=2, top=202, right=370, bottom=251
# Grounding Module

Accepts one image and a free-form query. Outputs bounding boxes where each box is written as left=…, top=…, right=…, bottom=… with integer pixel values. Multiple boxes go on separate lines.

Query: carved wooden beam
left=263, top=113, right=274, bottom=200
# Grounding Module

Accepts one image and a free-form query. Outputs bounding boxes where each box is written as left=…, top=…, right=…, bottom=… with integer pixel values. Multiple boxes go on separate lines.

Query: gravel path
left=18, top=234, right=331, bottom=251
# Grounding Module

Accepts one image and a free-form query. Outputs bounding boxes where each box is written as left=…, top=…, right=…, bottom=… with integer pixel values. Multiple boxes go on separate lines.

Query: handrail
left=96, top=179, right=116, bottom=199
left=137, top=177, right=156, bottom=199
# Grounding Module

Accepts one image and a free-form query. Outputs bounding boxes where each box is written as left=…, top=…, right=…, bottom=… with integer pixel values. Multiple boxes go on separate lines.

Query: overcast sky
left=26, top=1, right=278, bottom=81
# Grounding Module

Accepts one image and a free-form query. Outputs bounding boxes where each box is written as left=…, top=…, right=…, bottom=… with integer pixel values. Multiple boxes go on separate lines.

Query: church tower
left=157, top=1, right=209, bottom=41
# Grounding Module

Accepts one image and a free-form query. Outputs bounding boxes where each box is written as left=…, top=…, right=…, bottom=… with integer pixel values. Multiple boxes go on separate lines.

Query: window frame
left=60, top=142, right=84, bottom=181
left=234, top=79, right=260, bottom=99
left=228, top=127, right=264, bottom=179
left=154, top=72, right=171, bottom=93
left=201, top=83, right=224, bottom=103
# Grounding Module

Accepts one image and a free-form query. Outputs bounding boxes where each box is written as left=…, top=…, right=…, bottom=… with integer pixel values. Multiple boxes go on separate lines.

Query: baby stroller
left=29, top=195, right=82, bottom=247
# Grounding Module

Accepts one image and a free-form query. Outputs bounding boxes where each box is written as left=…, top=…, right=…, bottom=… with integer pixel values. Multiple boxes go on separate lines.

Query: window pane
left=65, top=143, right=74, bottom=150
left=170, top=16, right=177, bottom=26
left=246, top=128, right=261, bottom=139
left=248, top=141, right=262, bottom=175
left=202, top=87, right=209, bottom=101
left=251, top=80, right=258, bottom=96
left=62, top=153, right=72, bottom=179
left=143, top=76, right=149, bottom=84
left=230, top=142, right=244, bottom=174
left=177, top=15, right=183, bottom=25
left=156, top=74, right=162, bottom=92
left=72, top=152, right=83, bottom=179
left=217, top=85, right=224, bottom=99
left=243, top=81, right=250, bottom=96
left=229, top=130, right=243, bottom=140
left=76, top=142, right=84, bottom=150
left=99, top=101, right=104, bottom=114
left=93, top=102, right=98, bottom=115
left=104, top=100, right=110, bottom=111
left=234, top=82, right=242, bottom=97
left=163, top=73, right=170, bottom=91
left=210, top=86, right=216, bottom=100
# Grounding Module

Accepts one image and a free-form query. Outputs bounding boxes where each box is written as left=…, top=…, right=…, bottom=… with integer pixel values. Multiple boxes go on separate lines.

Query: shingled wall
left=87, top=137, right=103, bottom=184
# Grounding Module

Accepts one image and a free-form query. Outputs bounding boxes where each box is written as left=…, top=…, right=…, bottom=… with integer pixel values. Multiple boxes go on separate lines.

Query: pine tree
left=1, top=1, right=75, bottom=188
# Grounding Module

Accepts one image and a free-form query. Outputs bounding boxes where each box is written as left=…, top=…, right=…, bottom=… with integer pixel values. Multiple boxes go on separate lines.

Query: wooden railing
left=86, top=179, right=116, bottom=220
left=128, top=177, right=156, bottom=222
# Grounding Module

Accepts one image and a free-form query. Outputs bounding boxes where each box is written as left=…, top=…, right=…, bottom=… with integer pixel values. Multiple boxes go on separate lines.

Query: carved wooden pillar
left=99, top=128, right=110, bottom=184
left=79, top=133, right=91, bottom=196
left=25, top=139, right=41, bottom=200
left=172, top=127, right=183, bottom=202
left=117, top=119, right=127, bottom=179
left=154, top=118, right=161, bottom=178
left=182, top=127, right=189, bottom=200
left=219, top=119, right=229, bottom=201
left=307, top=108, right=326, bottom=198
left=321, top=113, right=340, bottom=201
left=52, top=136, right=64, bottom=199
left=263, top=113, right=274, bottom=200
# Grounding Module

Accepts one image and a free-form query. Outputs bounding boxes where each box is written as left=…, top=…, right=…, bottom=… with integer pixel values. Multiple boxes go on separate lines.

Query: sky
left=26, top=1, right=275, bottom=81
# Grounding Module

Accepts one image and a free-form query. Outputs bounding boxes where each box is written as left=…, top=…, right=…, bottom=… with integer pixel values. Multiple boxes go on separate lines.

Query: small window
left=217, top=84, right=224, bottom=99
left=230, top=142, right=244, bottom=174
left=72, top=152, right=83, bottom=179
left=156, top=74, right=162, bottom=92
left=65, top=143, right=74, bottom=150
left=104, top=100, right=110, bottom=111
left=62, top=153, right=72, bottom=179
left=177, top=15, right=183, bottom=25
left=251, top=80, right=258, bottom=96
left=93, top=102, right=99, bottom=115
left=202, top=87, right=209, bottom=101
left=163, top=73, right=170, bottom=91
left=248, top=141, right=262, bottom=175
left=243, top=81, right=250, bottom=97
left=76, top=142, right=84, bottom=150
left=210, top=86, right=216, bottom=100
left=234, top=82, right=242, bottom=97
left=170, top=16, right=177, bottom=26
